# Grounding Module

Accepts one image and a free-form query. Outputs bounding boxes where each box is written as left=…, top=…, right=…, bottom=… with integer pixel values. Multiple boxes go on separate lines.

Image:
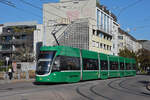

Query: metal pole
left=98, top=53, right=101, bottom=78
left=80, top=49, right=83, bottom=80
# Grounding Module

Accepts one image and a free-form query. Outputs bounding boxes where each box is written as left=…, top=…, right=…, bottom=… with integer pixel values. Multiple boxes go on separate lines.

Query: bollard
left=3, top=72, right=6, bottom=80
left=17, top=73, right=20, bottom=80
left=4, top=72, right=9, bottom=80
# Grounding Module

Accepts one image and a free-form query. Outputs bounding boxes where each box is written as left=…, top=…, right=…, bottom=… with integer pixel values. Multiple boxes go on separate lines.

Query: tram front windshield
left=36, top=51, right=55, bottom=75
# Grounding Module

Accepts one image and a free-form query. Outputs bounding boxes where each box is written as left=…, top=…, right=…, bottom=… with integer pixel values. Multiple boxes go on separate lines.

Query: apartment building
left=118, top=28, right=142, bottom=52
left=138, top=40, right=150, bottom=51
left=0, top=21, right=43, bottom=63
left=43, top=0, right=119, bottom=55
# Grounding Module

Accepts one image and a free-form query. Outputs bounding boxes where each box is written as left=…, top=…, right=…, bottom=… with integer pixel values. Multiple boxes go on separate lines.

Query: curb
left=0, top=79, right=35, bottom=84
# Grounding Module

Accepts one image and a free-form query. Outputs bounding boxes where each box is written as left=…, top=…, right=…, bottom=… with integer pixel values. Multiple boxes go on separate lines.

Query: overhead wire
left=19, top=0, right=64, bottom=18
left=0, top=0, right=61, bottom=26
left=0, top=0, right=42, bottom=20
left=0, top=0, right=16, bottom=7
left=118, top=0, right=144, bottom=18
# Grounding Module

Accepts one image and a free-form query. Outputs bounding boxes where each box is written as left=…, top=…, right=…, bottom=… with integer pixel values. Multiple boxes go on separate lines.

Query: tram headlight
left=39, top=78, right=42, bottom=80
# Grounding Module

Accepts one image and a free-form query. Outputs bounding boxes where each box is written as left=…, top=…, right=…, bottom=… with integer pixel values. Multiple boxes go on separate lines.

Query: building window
left=104, top=14, right=107, bottom=31
left=96, top=42, right=99, bottom=48
left=113, top=44, right=115, bottom=49
left=120, top=43, right=123, bottom=47
left=110, top=46, right=112, bottom=51
left=100, top=33, right=103, bottom=38
left=97, top=10, right=99, bottom=28
left=93, top=29, right=96, bottom=35
left=110, top=19, right=112, bottom=33
left=118, top=36, right=123, bottom=40
left=107, top=16, right=110, bottom=33
left=101, top=12, right=103, bottom=28
left=107, top=37, right=109, bottom=40
left=92, top=41, right=99, bottom=48
left=107, top=45, right=109, bottom=50
left=92, top=41, right=95, bottom=47
left=100, top=43, right=103, bottom=48
left=104, top=35, right=106, bottom=39
left=96, top=32, right=99, bottom=36
left=104, top=44, right=106, bottom=50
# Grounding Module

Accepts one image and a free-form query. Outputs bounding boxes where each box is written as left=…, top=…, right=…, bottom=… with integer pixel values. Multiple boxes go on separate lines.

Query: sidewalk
left=0, top=79, right=35, bottom=85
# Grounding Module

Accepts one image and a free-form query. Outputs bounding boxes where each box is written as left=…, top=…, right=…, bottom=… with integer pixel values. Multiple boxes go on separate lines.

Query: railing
left=0, top=32, right=31, bottom=37
left=52, top=18, right=89, bottom=45
left=97, top=25, right=113, bottom=35
left=0, top=49, right=13, bottom=53
left=0, top=39, right=32, bottom=45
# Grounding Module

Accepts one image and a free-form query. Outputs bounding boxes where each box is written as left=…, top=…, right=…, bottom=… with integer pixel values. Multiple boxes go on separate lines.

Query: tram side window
left=110, top=61, right=118, bottom=70
left=126, top=63, right=131, bottom=70
left=101, top=60, right=108, bottom=70
left=60, top=56, right=80, bottom=70
left=83, top=58, right=98, bottom=70
left=133, top=64, right=136, bottom=70
left=120, top=62, right=124, bottom=70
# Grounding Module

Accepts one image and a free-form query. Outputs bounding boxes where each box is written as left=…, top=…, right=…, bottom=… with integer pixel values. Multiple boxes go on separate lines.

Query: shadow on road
left=141, top=92, right=150, bottom=95
left=32, top=81, right=67, bottom=85
left=138, top=81, right=149, bottom=85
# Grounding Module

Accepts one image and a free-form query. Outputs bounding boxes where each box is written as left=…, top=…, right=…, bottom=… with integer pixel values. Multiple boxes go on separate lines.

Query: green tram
left=36, top=46, right=136, bottom=83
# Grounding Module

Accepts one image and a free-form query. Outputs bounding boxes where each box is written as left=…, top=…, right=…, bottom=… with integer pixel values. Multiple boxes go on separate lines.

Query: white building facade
left=43, top=0, right=119, bottom=55
left=118, top=28, right=142, bottom=52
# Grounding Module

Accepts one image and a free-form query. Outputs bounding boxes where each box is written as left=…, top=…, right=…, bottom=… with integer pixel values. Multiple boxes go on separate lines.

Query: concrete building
left=0, top=21, right=43, bottom=63
left=43, top=0, right=119, bottom=55
left=112, top=22, right=119, bottom=55
left=118, top=28, right=142, bottom=53
left=138, top=40, right=150, bottom=51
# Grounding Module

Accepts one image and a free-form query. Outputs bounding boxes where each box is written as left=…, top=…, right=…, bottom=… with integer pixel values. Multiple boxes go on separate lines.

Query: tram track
left=76, top=83, right=94, bottom=100
left=75, top=80, right=114, bottom=100
left=0, top=76, right=149, bottom=100
left=118, top=77, right=150, bottom=96
left=107, top=77, right=150, bottom=97
left=89, top=84, right=114, bottom=100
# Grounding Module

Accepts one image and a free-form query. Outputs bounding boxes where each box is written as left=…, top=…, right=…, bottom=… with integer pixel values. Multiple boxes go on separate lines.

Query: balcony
left=0, top=32, right=31, bottom=37
left=0, top=49, right=13, bottom=53
left=11, top=39, right=28, bottom=45
left=0, top=40, right=12, bottom=45
left=0, top=39, right=32, bottom=45
left=97, top=25, right=113, bottom=36
left=0, top=32, right=13, bottom=36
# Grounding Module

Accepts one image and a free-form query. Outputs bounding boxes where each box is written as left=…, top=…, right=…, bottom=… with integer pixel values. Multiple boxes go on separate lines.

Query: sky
left=0, top=0, right=150, bottom=40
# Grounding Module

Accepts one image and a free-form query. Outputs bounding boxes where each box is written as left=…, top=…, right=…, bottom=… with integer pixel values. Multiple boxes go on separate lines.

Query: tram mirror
left=48, top=64, right=50, bottom=67
left=54, top=61, right=59, bottom=65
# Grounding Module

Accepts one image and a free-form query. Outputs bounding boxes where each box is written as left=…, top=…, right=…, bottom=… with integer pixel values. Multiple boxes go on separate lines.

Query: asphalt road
left=0, top=75, right=150, bottom=100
